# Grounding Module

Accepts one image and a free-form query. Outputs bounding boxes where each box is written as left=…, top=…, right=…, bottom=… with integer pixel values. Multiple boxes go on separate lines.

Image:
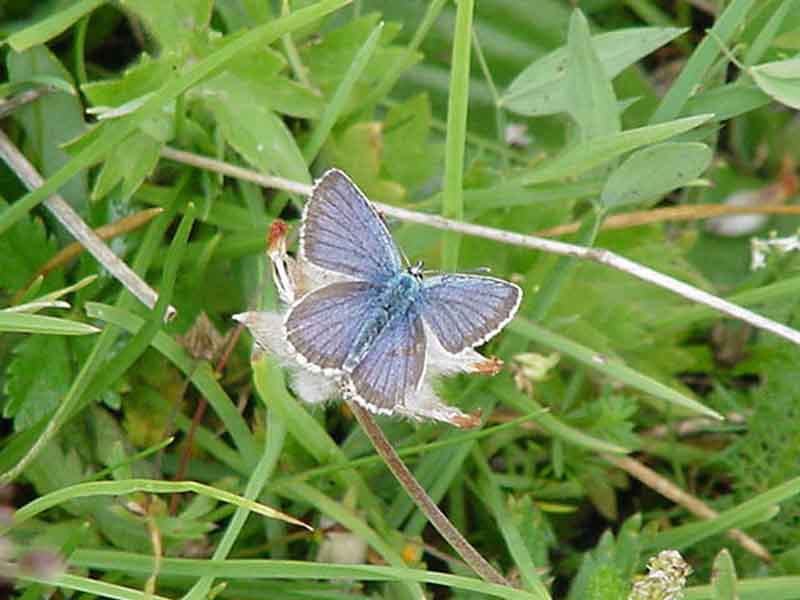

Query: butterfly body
left=343, top=269, right=423, bottom=372
left=283, top=169, right=522, bottom=417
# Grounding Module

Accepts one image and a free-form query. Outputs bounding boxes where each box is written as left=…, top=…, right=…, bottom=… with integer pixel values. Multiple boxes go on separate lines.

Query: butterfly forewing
left=302, top=169, right=403, bottom=282
left=348, top=309, right=426, bottom=413
left=285, top=281, right=380, bottom=372
left=421, top=274, right=522, bottom=354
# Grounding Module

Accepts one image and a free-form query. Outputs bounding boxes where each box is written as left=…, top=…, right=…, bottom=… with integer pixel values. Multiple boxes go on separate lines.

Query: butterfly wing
left=301, top=169, right=403, bottom=282
left=347, top=309, right=426, bottom=414
left=284, top=281, right=380, bottom=373
left=420, top=274, right=522, bottom=354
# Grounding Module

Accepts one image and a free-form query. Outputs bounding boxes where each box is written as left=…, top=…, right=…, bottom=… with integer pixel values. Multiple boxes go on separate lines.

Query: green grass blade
left=84, top=302, right=258, bottom=463
left=68, top=551, right=538, bottom=599
left=5, top=0, right=105, bottom=51
left=510, top=317, right=721, bottom=419
left=0, top=203, right=191, bottom=484
left=8, top=478, right=308, bottom=531
left=0, top=312, right=99, bottom=335
left=647, top=476, right=800, bottom=551
left=473, top=448, right=550, bottom=598
left=440, top=0, right=474, bottom=270
left=278, top=480, right=423, bottom=599
left=358, top=0, right=447, bottom=111
left=183, top=376, right=290, bottom=599
left=650, top=0, right=756, bottom=123
left=517, top=114, right=713, bottom=185
left=0, top=0, right=350, bottom=237
left=685, top=576, right=800, bottom=600
left=251, top=356, right=388, bottom=525
left=303, top=22, right=384, bottom=162
left=495, top=385, right=629, bottom=455
left=711, top=549, right=738, bottom=600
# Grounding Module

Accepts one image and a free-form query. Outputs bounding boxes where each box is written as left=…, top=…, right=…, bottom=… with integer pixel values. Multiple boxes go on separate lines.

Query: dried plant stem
left=536, top=204, right=800, bottom=237
left=347, top=400, right=510, bottom=587
left=13, top=207, right=164, bottom=304
left=640, top=411, right=749, bottom=438
left=0, top=87, right=56, bottom=119
left=160, top=146, right=800, bottom=348
left=169, top=323, right=245, bottom=513
left=602, top=453, right=772, bottom=562
left=0, top=131, right=175, bottom=318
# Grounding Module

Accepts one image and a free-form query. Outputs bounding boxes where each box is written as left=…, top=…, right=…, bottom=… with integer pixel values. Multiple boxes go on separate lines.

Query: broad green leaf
left=323, top=122, right=405, bottom=202
left=303, top=22, right=384, bottom=162
left=383, top=94, right=439, bottom=188
left=601, top=142, right=712, bottom=208
left=7, top=46, right=88, bottom=214
left=565, top=9, right=620, bottom=140
left=206, top=94, right=309, bottom=183
left=91, top=131, right=163, bottom=202
left=0, top=312, right=100, bottom=336
left=301, top=14, right=415, bottom=114
left=4, top=335, right=71, bottom=430
left=712, top=549, right=738, bottom=600
left=0, top=200, right=58, bottom=291
left=200, top=42, right=322, bottom=119
left=501, top=27, right=686, bottom=116
left=80, top=55, right=176, bottom=140
left=201, top=68, right=323, bottom=121
left=4, top=0, right=105, bottom=52
left=751, top=56, right=800, bottom=109
left=518, top=114, right=713, bottom=185
left=0, top=0, right=350, bottom=237
left=117, top=0, right=213, bottom=52
left=81, top=55, right=176, bottom=107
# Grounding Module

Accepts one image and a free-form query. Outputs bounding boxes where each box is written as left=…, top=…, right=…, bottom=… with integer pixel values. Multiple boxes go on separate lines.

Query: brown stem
left=158, top=146, right=800, bottom=349
left=602, top=453, right=772, bottom=562
left=536, top=204, right=800, bottom=237
left=169, top=323, right=244, bottom=514
left=0, top=130, right=174, bottom=318
left=347, top=400, right=510, bottom=587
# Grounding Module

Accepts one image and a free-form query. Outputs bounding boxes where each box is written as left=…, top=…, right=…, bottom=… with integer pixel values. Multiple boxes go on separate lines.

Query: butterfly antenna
left=398, top=242, right=412, bottom=267
left=462, top=266, right=492, bottom=275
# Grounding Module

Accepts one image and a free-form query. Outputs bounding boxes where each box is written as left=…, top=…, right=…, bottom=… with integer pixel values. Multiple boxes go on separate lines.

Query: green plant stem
left=441, top=0, right=474, bottom=271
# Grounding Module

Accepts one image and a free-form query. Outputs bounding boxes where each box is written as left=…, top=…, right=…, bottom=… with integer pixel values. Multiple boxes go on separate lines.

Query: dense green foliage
left=1, top=1, right=800, bottom=598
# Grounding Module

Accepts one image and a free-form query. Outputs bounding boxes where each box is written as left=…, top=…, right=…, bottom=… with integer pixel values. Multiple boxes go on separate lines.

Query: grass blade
left=440, top=0, right=474, bottom=270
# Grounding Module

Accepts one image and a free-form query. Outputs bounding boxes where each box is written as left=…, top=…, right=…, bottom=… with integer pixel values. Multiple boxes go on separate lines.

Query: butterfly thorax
left=342, top=271, right=423, bottom=372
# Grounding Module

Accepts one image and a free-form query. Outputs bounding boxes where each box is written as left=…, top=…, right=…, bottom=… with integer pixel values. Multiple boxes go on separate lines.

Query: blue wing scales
left=301, top=169, right=403, bottom=282
left=421, top=274, right=521, bottom=354
left=284, top=281, right=380, bottom=372
left=347, top=309, right=426, bottom=413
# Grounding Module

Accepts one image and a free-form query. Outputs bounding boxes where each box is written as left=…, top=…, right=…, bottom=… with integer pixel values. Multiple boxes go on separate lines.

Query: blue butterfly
left=283, top=169, right=522, bottom=416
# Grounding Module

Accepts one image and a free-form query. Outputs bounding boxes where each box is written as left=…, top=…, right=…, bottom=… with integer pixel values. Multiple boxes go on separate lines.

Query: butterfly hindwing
left=301, top=169, right=403, bottom=282
left=284, top=281, right=380, bottom=373
left=347, top=308, right=426, bottom=413
left=421, top=274, right=522, bottom=354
